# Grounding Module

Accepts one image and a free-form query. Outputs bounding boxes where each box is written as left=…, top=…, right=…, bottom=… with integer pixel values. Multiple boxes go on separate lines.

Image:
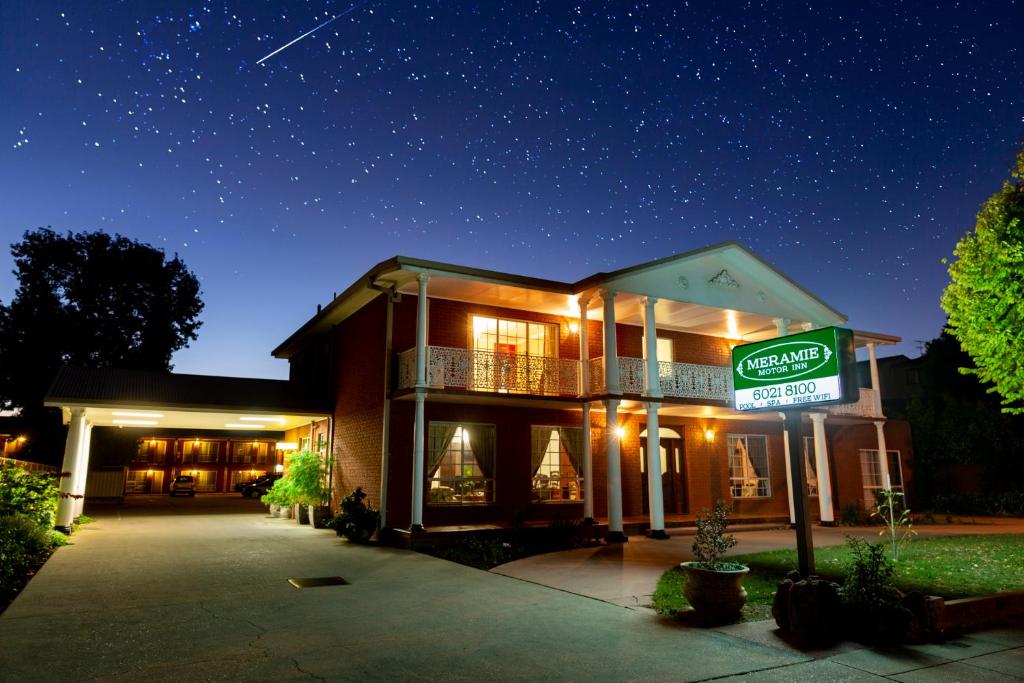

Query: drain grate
left=288, top=576, right=349, bottom=588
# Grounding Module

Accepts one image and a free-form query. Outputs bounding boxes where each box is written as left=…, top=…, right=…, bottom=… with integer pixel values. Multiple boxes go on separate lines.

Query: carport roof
left=44, top=366, right=330, bottom=416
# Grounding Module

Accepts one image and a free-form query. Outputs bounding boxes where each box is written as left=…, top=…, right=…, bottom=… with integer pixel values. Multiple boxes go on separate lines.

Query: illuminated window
left=135, top=439, right=168, bottom=463
left=470, top=316, right=558, bottom=393
left=182, top=440, right=220, bottom=464
left=531, top=426, right=584, bottom=502
left=802, top=436, right=819, bottom=497
left=231, top=441, right=268, bottom=464
left=859, top=449, right=903, bottom=509
left=728, top=434, right=771, bottom=498
left=427, top=423, right=495, bottom=504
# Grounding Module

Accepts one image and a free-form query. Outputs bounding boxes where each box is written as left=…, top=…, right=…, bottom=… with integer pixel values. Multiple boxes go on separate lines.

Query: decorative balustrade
left=829, top=387, right=881, bottom=418
left=397, top=346, right=579, bottom=396
left=657, top=361, right=733, bottom=402
left=619, top=356, right=646, bottom=394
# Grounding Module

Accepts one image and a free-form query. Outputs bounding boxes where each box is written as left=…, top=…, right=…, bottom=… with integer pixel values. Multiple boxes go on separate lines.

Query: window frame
left=858, top=449, right=904, bottom=508
left=530, top=425, right=584, bottom=504
left=801, top=436, right=819, bottom=497
left=727, top=433, right=772, bottom=498
left=426, top=421, right=497, bottom=506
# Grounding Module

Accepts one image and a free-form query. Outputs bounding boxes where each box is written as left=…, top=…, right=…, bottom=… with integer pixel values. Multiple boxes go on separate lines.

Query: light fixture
left=238, top=416, right=286, bottom=425
left=568, top=321, right=580, bottom=335
left=274, top=463, right=284, bottom=473
left=16, top=435, right=27, bottom=444
left=704, top=428, right=716, bottom=443
left=146, top=469, right=154, bottom=475
left=615, top=426, right=626, bottom=439
left=112, top=411, right=164, bottom=418
left=112, top=419, right=159, bottom=426
left=224, top=423, right=267, bottom=429
left=276, top=441, right=298, bottom=451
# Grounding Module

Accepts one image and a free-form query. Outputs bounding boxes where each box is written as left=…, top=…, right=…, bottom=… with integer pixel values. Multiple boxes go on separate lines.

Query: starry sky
left=1, top=2, right=1021, bottom=379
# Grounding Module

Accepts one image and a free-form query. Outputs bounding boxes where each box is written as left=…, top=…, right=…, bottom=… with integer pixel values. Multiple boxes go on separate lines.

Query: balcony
left=828, top=387, right=881, bottom=418
left=397, top=346, right=579, bottom=397
left=589, top=357, right=733, bottom=402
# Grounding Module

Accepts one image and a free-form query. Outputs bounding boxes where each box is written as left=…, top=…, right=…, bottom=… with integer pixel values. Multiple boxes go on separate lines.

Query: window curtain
left=558, top=427, right=584, bottom=476
left=463, top=424, right=496, bottom=479
left=427, top=423, right=458, bottom=477
left=531, top=427, right=550, bottom=475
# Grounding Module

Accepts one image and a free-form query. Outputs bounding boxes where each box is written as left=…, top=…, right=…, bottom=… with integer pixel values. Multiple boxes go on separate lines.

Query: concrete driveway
left=0, top=496, right=811, bottom=681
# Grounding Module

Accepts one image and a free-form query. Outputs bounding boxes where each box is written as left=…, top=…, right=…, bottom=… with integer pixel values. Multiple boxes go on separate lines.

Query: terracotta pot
left=680, top=561, right=749, bottom=623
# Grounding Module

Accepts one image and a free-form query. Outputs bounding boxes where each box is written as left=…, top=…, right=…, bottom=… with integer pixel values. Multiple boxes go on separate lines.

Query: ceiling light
left=112, top=411, right=164, bottom=418
left=225, top=423, right=267, bottom=429
left=238, top=416, right=286, bottom=424
left=112, top=419, right=159, bottom=426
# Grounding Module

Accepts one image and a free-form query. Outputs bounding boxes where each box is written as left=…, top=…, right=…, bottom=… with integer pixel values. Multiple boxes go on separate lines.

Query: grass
left=652, top=534, right=1024, bottom=622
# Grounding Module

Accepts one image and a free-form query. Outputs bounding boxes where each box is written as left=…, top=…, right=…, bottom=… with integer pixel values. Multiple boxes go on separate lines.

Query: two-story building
left=48, top=242, right=911, bottom=540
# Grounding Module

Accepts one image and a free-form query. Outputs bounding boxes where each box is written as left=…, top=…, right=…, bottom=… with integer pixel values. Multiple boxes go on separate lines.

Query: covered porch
left=43, top=366, right=331, bottom=532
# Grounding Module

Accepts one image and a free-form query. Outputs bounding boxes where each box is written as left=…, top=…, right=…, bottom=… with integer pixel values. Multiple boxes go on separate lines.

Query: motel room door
left=641, top=436, right=687, bottom=515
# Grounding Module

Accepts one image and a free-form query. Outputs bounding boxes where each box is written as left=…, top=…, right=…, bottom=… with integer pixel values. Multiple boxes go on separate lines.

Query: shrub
left=284, top=450, right=329, bottom=506
left=929, top=491, right=1024, bottom=517
left=1, top=513, right=59, bottom=605
left=692, top=500, right=740, bottom=569
left=839, top=536, right=911, bottom=642
left=261, top=477, right=298, bottom=507
left=0, top=465, right=61, bottom=528
left=332, top=488, right=379, bottom=542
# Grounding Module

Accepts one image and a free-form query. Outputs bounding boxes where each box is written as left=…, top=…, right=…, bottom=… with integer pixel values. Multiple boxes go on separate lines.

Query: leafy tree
left=942, top=150, right=1024, bottom=414
left=0, top=228, right=203, bottom=417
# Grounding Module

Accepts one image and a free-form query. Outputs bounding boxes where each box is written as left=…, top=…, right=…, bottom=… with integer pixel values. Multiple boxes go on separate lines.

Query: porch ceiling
left=52, top=404, right=322, bottom=431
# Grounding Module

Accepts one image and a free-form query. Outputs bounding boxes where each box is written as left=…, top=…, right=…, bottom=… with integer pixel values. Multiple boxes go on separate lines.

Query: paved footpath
left=1, top=497, right=1021, bottom=681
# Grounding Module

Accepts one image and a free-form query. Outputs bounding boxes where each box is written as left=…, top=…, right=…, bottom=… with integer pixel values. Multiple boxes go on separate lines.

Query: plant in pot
left=332, top=487, right=379, bottom=543
left=679, top=500, right=749, bottom=623
left=284, top=450, right=333, bottom=528
left=261, top=477, right=297, bottom=518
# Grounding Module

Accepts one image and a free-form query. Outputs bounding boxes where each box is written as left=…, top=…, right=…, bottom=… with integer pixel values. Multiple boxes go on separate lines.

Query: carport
left=44, top=366, right=331, bottom=532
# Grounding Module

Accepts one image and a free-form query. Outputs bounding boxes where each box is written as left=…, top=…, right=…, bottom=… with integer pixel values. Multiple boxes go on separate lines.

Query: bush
left=840, top=537, right=911, bottom=642
left=692, top=500, right=740, bottom=569
left=929, top=491, right=1024, bottom=517
left=0, top=465, right=61, bottom=528
left=331, top=488, right=379, bottom=542
left=1, top=513, right=60, bottom=606
left=283, top=450, right=329, bottom=506
left=261, top=477, right=298, bottom=507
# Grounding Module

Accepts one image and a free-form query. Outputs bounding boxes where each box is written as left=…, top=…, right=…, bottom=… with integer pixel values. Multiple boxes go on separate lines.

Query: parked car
left=241, top=473, right=282, bottom=499
left=170, top=475, right=196, bottom=497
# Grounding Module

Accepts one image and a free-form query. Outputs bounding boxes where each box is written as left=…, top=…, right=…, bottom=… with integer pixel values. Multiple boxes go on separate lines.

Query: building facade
left=271, top=242, right=913, bottom=540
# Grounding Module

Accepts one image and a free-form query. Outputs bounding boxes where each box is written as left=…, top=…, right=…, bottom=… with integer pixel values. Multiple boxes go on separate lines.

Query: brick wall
left=829, top=419, right=914, bottom=514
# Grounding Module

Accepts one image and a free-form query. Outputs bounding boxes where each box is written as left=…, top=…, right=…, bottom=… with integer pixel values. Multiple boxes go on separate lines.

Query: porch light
left=112, top=411, right=164, bottom=418
left=614, top=426, right=626, bottom=439
left=704, top=428, right=716, bottom=443
left=276, top=442, right=298, bottom=451
left=112, top=419, right=159, bottom=426
left=568, top=321, right=579, bottom=335
left=146, top=469, right=154, bottom=475
left=16, top=435, right=27, bottom=444
left=274, top=464, right=284, bottom=473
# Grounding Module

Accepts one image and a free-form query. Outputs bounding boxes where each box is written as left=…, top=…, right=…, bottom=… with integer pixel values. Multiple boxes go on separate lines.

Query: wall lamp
left=615, top=426, right=626, bottom=439
left=704, top=428, right=716, bottom=443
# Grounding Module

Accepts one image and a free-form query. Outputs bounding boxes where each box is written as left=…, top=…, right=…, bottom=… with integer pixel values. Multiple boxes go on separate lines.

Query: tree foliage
left=0, top=228, right=203, bottom=414
left=942, top=150, right=1024, bottom=413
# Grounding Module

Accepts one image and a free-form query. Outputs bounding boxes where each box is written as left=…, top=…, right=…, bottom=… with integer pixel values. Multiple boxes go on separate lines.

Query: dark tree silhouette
left=0, top=228, right=204, bottom=417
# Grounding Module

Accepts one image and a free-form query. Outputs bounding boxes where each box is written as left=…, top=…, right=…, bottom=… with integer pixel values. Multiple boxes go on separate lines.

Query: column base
left=54, top=525, right=72, bottom=535
left=582, top=517, right=596, bottom=526
left=605, top=531, right=628, bottom=544
left=818, top=520, right=838, bottom=528
left=647, top=529, right=670, bottom=540
left=408, top=524, right=425, bottom=533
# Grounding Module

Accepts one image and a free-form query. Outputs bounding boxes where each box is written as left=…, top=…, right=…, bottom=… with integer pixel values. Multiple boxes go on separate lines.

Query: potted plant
left=286, top=450, right=332, bottom=528
left=679, top=500, right=749, bottom=623
left=332, top=487, right=379, bottom=543
left=261, top=477, right=296, bottom=519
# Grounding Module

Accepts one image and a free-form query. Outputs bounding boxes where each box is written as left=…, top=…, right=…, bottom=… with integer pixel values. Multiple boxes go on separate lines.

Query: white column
left=874, top=420, right=891, bottom=489
left=645, top=403, right=667, bottom=538
left=415, top=273, right=429, bottom=388
left=867, top=342, right=884, bottom=417
left=578, top=296, right=591, bottom=396
left=601, top=290, right=620, bottom=395
left=605, top=398, right=626, bottom=542
left=642, top=297, right=663, bottom=398
left=773, top=318, right=790, bottom=337
left=779, top=412, right=796, bottom=524
left=582, top=403, right=594, bottom=522
left=72, top=421, right=93, bottom=519
left=55, top=409, right=87, bottom=532
left=809, top=413, right=835, bottom=524
left=410, top=391, right=426, bottom=530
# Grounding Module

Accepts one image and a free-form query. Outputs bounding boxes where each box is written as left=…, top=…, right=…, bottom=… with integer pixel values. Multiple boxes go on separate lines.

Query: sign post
left=732, top=327, right=858, bottom=577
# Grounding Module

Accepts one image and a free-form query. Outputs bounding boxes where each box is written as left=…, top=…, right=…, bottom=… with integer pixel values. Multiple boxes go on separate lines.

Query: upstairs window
left=135, top=439, right=168, bottom=464
left=182, top=440, right=220, bottom=464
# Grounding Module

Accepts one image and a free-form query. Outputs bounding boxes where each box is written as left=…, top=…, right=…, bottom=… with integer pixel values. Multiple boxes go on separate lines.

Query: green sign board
left=732, top=327, right=859, bottom=412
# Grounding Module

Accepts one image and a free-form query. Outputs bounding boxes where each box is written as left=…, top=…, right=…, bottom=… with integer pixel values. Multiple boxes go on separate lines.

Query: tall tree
left=0, top=228, right=204, bottom=415
left=942, top=149, right=1024, bottom=414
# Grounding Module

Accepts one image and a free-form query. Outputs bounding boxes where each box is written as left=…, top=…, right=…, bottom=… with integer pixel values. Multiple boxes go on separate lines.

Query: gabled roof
left=44, top=366, right=329, bottom=415
left=272, top=241, right=849, bottom=358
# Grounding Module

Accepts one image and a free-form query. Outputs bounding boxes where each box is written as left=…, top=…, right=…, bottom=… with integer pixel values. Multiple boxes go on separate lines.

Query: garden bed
left=652, top=534, right=1024, bottom=623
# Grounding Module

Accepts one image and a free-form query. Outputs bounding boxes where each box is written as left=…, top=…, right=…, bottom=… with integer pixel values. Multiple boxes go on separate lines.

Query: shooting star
left=256, top=1, right=369, bottom=65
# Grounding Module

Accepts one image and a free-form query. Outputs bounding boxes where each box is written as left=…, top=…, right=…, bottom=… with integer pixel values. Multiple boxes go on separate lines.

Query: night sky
left=1, top=2, right=1021, bottom=379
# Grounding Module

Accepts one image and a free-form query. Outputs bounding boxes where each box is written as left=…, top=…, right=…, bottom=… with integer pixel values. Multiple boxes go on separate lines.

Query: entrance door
left=641, top=437, right=687, bottom=515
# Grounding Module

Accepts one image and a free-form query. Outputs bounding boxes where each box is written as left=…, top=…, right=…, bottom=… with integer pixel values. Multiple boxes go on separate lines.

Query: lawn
left=652, top=534, right=1024, bottom=623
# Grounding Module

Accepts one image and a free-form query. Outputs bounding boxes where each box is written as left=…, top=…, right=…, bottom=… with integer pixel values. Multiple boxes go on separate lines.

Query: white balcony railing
left=588, top=356, right=732, bottom=402
left=397, top=346, right=579, bottom=396
left=829, top=387, right=881, bottom=418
